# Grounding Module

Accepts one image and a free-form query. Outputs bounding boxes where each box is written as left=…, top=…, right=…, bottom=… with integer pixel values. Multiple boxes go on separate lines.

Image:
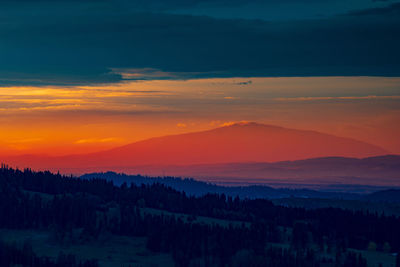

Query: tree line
left=1, top=165, right=399, bottom=266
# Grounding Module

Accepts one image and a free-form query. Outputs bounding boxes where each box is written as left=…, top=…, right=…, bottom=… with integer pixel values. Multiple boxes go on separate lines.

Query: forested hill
left=81, top=171, right=400, bottom=201
left=81, top=172, right=359, bottom=200
left=1, top=165, right=400, bottom=266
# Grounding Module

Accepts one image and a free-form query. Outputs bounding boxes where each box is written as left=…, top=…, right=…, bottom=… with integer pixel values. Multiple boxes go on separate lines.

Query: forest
left=0, top=165, right=400, bottom=267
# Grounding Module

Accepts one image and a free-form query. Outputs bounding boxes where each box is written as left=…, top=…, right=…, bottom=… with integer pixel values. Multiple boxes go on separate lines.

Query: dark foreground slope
left=1, top=166, right=399, bottom=267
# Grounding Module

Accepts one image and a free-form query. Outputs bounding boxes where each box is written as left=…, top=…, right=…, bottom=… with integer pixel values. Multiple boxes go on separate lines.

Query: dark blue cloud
left=0, top=0, right=399, bottom=86
left=347, top=2, right=400, bottom=16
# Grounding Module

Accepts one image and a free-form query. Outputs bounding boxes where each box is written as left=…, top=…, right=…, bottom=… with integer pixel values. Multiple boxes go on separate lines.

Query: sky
left=0, top=0, right=399, bottom=156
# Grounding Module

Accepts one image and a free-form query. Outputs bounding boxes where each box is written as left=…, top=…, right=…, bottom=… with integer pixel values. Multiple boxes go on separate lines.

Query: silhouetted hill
left=82, top=171, right=400, bottom=203
left=80, top=171, right=368, bottom=200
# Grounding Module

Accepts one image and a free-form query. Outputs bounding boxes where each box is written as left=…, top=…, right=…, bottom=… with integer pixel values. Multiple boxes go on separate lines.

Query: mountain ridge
left=85, top=121, right=388, bottom=165
left=0, top=122, right=393, bottom=186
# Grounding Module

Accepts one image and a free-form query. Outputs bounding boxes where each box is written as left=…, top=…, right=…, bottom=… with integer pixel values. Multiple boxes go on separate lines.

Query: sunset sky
left=1, top=0, right=399, bottom=156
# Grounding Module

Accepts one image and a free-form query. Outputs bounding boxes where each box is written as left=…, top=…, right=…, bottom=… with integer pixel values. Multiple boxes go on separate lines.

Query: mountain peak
left=2, top=123, right=388, bottom=171
left=92, top=122, right=387, bottom=165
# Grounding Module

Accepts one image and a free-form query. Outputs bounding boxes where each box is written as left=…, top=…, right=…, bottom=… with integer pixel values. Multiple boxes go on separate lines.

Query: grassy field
left=0, top=199, right=397, bottom=267
left=0, top=222, right=396, bottom=267
left=272, top=198, right=400, bottom=217
left=350, top=249, right=397, bottom=267
left=0, top=229, right=174, bottom=267
left=142, top=207, right=249, bottom=228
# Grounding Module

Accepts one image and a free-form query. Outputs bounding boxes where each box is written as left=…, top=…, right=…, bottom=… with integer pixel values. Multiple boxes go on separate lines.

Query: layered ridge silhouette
left=1, top=122, right=391, bottom=183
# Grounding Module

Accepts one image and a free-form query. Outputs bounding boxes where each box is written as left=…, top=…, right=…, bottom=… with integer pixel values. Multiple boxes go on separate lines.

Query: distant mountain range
left=150, top=154, right=400, bottom=187
left=80, top=171, right=358, bottom=199
left=80, top=171, right=400, bottom=202
left=1, top=122, right=398, bottom=187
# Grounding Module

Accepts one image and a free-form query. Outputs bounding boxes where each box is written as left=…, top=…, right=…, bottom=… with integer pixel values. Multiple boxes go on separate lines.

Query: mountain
left=0, top=122, right=393, bottom=187
left=86, top=122, right=387, bottom=165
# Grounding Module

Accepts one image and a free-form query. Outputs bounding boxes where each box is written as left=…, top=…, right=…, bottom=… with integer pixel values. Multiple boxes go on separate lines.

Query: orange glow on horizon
left=0, top=76, right=400, bottom=156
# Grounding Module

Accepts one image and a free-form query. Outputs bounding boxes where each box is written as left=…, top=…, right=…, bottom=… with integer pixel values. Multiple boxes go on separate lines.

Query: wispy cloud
left=220, top=121, right=250, bottom=127
left=176, top=123, right=187, bottom=128
left=274, top=95, right=400, bottom=102
left=0, top=84, right=176, bottom=114
left=9, top=138, right=43, bottom=144
left=111, top=68, right=224, bottom=81
left=235, top=80, right=252, bottom=86
left=75, top=137, right=120, bottom=144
